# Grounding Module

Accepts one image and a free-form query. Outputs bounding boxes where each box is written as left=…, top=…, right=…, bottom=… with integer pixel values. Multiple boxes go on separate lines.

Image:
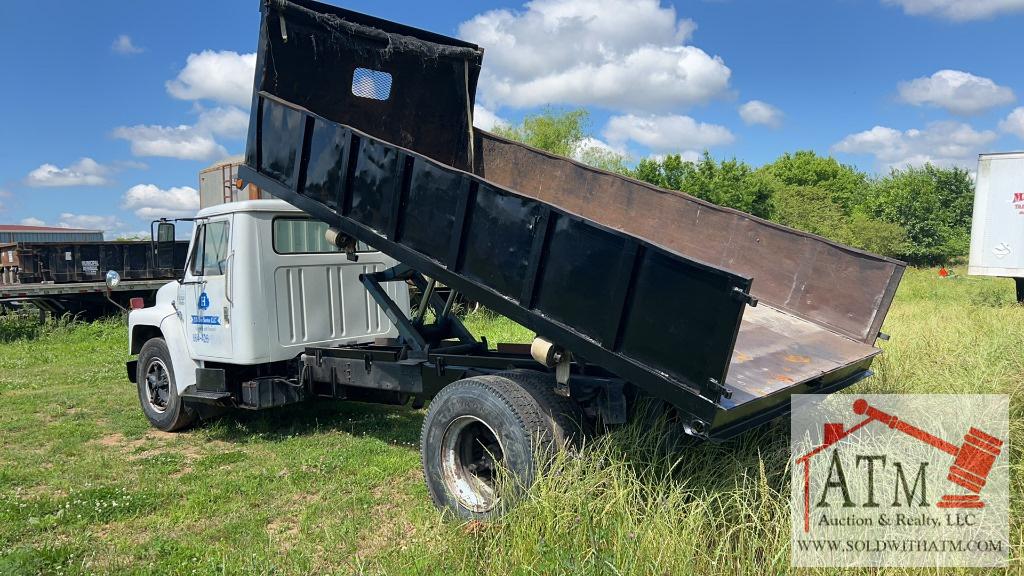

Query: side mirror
left=105, top=270, right=121, bottom=290
left=156, top=222, right=175, bottom=243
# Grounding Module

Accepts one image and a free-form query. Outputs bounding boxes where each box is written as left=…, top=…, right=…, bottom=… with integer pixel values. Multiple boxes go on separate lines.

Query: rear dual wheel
left=420, top=370, right=580, bottom=519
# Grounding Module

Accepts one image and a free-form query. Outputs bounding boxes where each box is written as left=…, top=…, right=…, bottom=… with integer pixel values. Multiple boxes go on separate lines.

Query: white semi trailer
left=969, top=152, right=1024, bottom=301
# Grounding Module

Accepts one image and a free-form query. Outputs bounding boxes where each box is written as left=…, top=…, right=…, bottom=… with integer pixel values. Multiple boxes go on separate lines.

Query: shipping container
left=200, top=156, right=271, bottom=209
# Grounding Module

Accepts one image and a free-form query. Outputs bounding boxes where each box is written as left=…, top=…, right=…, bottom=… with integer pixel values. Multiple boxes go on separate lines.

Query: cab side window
left=201, top=220, right=230, bottom=276
left=188, top=220, right=231, bottom=277
left=272, top=217, right=372, bottom=254
left=189, top=225, right=206, bottom=276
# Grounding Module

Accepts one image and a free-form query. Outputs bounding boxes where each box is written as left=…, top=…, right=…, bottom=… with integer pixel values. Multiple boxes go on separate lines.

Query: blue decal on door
left=191, top=315, right=220, bottom=325
left=198, top=292, right=210, bottom=310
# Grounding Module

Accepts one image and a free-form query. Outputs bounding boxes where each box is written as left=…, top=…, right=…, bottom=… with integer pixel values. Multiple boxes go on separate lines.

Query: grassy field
left=0, top=267, right=1021, bottom=575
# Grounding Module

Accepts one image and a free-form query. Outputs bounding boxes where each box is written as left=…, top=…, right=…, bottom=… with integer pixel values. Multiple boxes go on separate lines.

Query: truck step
left=181, top=389, right=233, bottom=405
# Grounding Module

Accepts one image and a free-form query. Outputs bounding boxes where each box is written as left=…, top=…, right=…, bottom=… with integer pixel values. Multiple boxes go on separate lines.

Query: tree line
left=491, top=110, right=974, bottom=266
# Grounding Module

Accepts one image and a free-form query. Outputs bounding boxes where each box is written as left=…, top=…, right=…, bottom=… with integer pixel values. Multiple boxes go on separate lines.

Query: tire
left=136, top=338, right=196, bottom=432
left=420, top=371, right=578, bottom=520
left=492, top=369, right=585, bottom=446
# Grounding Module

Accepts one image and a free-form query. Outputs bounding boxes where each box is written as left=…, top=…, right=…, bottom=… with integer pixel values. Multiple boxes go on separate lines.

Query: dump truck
left=122, top=0, right=905, bottom=518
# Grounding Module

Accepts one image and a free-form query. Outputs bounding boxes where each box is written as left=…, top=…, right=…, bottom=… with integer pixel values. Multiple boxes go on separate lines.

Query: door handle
left=225, top=251, right=235, bottom=305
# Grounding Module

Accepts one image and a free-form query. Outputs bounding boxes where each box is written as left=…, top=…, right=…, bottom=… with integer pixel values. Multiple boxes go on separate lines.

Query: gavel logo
left=797, top=398, right=1005, bottom=533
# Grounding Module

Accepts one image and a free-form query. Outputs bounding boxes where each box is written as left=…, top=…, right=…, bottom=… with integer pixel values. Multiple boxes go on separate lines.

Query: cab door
left=179, top=217, right=234, bottom=359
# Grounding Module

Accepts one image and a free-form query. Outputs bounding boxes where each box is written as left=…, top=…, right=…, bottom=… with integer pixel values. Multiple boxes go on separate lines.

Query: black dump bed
left=239, top=0, right=905, bottom=438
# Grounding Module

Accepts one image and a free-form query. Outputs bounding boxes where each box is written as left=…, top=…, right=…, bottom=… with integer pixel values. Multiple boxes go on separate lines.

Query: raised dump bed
left=238, top=0, right=904, bottom=438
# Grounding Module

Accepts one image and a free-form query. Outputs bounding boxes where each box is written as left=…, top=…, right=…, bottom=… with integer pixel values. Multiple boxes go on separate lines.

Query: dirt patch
left=169, top=465, right=193, bottom=479
left=264, top=493, right=322, bottom=553
left=370, top=468, right=421, bottom=500
left=13, top=485, right=68, bottom=500
left=267, top=516, right=302, bottom=551
left=97, top=433, right=125, bottom=447
left=95, top=431, right=205, bottom=479
left=355, top=482, right=418, bottom=560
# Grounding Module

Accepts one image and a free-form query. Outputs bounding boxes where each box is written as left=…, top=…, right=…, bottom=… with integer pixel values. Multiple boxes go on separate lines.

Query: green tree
left=492, top=108, right=629, bottom=173
left=577, top=146, right=630, bottom=175
left=629, top=152, right=775, bottom=219
left=863, top=164, right=974, bottom=264
left=760, top=151, right=867, bottom=211
left=492, top=109, right=587, bottom=158
left=771, top=185, right=909, bottom=256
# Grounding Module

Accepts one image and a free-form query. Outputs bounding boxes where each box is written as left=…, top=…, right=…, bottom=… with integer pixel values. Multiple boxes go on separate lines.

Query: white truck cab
left=126, top=200, right=408, bottom=428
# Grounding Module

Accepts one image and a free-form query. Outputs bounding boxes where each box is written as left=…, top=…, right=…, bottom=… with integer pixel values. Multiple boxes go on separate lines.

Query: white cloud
left=113, top=124, right=226, bottom=161
left=473, top=105, right=508, bottom=130
left=897, top=70, right=1015, bottom=115
left=576, top=137, right=626, bottom=157
left=833, top=121, right=997, bottom=170
left=113, top=105, right=248, bottom=161
left=603, top=113, right=734, bottom=154
left=56, top=213, right=124, bottom=231
left=112, top=35, right=144, bottom=54
left=166, top=50, right=256, bottom=108
left=196, top=106, right=250, bottom=139
left=458, top=0, right=730, bottom=112
left=25, top=158, right=110, bottom=187
left=20, top=217, right=45, bottom=226
left=738, top=100, right=784, bottom=128
left=999, top=107, right=1024, bottom=140
left=121, top=184, right=200, bottom=219
left=113, top=49, right=253, bottom=162
left=882, top=0, right=1024, bottom=21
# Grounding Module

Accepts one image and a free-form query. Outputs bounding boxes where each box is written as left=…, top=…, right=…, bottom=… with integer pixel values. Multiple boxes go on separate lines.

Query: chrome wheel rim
left=144, top=358, right=171, bottom=413
left=440, top=415, right=505, bottom=513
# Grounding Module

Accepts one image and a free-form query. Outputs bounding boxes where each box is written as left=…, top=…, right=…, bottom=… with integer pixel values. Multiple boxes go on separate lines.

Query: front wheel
left=136, top=338, right=196, bottom=432
left=420, top=372, right=579, bottom=519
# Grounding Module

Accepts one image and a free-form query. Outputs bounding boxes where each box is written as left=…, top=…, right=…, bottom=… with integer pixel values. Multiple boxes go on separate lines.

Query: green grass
left=0, top=268, right=1021, bottom=574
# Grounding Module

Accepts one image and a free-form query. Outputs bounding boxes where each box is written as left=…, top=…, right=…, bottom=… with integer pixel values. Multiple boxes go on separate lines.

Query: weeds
left=0, top=268, right=1020, bottom=574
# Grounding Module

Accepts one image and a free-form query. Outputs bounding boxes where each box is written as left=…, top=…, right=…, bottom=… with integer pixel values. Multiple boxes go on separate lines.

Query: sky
left=1, top=0, right=1023, bottom=237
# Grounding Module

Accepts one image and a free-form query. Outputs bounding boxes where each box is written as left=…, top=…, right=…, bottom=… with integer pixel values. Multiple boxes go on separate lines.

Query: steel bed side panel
left=241, top=94, right=751, bottom=420
left=473, top=132, right=907, bottom=345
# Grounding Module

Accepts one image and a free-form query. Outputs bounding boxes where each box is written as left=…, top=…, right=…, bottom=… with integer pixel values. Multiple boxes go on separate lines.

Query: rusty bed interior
left=472, top=131, right=902, bottom=407
left=723, top=303, right=879, bottom=407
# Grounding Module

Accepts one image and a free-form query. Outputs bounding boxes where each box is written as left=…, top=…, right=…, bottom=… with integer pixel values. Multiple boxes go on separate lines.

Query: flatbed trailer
left=1, top=279, right=170, bottom=319
left=8, top=239, right=188, bottom=285
left=234, top=0, right=905, bottom=440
